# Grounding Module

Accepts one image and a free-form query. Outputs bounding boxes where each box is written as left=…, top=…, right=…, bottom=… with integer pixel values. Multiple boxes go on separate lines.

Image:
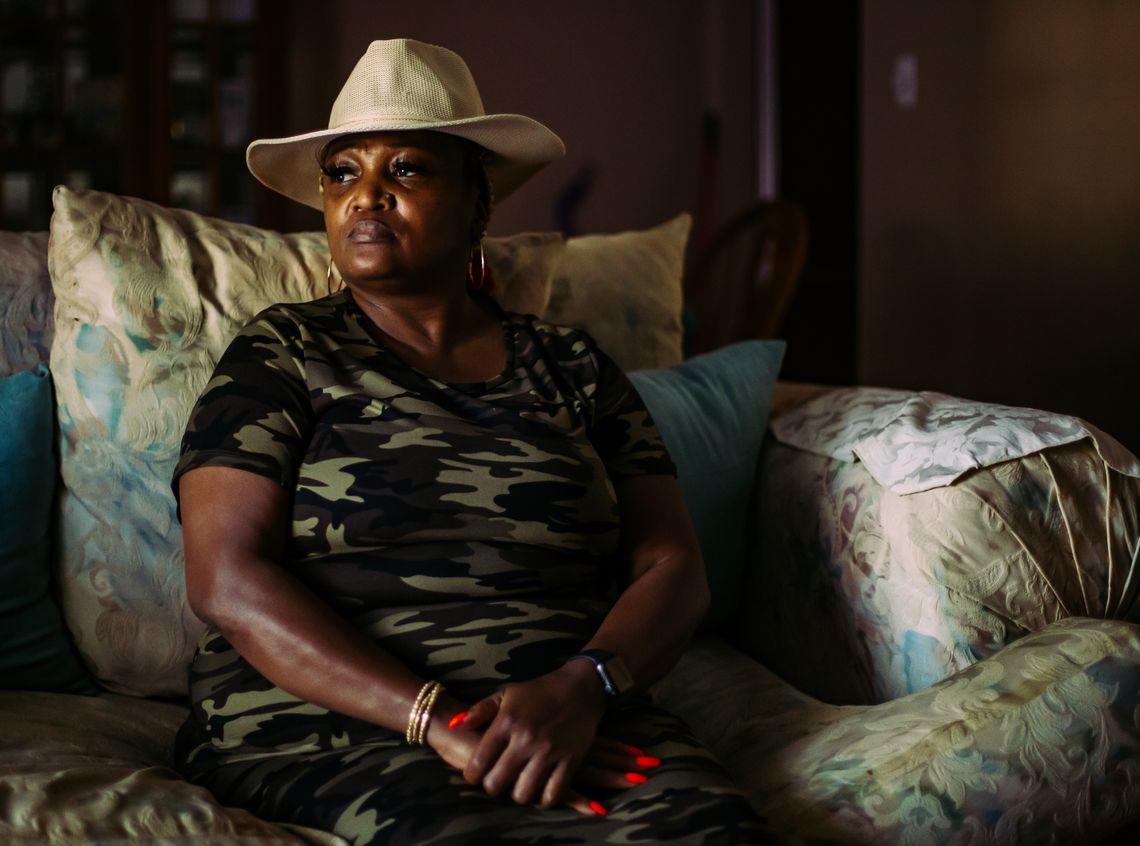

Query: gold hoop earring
left=327, top=261, right=344, bottom=296
left=465, top=240, right=493, bottom=295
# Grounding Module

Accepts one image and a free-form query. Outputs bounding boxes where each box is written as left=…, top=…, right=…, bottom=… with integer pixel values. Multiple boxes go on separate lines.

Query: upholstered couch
left=2, top=187, right=1139, bottom=845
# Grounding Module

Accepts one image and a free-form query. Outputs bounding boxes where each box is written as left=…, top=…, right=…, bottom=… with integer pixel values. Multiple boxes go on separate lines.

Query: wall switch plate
left=892, top=54, right=919, bottom=109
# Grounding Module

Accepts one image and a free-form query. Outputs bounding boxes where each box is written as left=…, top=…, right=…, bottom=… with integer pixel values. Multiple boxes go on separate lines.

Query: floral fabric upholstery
left=742, top=429, right=1140, bottom=705
left=48, top=189, right=331, bottom=696
left=0, top=231, right=52, bottom=375
left=655, top=618, right=1140, bottom=845
left=771, top=386, right=1140, bottom=494
left=5, top=194, right=1140, bottom=842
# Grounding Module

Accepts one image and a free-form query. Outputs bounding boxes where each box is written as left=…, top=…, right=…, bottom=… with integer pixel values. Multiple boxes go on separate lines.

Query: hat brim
left=247, top=114, right=565, bottom=211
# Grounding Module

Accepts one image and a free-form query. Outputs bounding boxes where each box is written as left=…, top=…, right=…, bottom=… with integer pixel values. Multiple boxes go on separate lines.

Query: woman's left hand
left=460, top=659, right=610, bottom=808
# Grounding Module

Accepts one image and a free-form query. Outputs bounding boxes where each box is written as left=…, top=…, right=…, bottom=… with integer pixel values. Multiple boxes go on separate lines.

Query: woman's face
left=321, top=131, right=477, bottom=291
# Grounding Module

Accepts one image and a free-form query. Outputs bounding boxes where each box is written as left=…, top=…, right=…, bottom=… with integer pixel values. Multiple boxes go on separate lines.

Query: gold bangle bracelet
left=406, top=680, right=444, bottom=745
left=413, top=681, right=444, bottom=745
left=406, top=681, right=434, bottom=744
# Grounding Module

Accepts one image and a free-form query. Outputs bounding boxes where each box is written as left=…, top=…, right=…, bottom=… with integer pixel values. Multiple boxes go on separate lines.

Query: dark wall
left=860, top=1, right=1140, bottom=451
left=776, top=1, right=860, bottom=385
left=279, top=0, right=761, bottom=241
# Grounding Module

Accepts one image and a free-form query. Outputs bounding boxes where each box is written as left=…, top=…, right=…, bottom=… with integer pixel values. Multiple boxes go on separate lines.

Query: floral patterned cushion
left=543, top=214, right=689, bottom=373
left=48, top=188, right=331, bottom=695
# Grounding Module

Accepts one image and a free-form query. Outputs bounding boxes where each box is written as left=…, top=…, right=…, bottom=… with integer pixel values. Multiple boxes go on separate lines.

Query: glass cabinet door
left=168, top=0, right=256, bottom=222
left=0, top=0, right=276, bottom=230
left=1, top=0, right=127, bottom=228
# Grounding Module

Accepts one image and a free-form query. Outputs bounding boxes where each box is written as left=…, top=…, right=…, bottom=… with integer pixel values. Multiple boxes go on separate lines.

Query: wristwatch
left=567, top=649, right=635, bottom=702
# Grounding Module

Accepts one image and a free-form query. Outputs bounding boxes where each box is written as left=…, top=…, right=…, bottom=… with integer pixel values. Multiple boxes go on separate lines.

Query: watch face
left=572, top=650, right=635, bottom=700
left=600, top=654, right=634, bottom=698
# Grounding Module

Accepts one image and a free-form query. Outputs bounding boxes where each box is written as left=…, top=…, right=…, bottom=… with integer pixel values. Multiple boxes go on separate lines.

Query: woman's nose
left=350, top=177, right=394, bottom=211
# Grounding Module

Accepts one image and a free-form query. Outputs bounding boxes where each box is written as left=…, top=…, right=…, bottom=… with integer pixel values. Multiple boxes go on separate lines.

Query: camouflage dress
left=172, top=291, right=771, bottom=845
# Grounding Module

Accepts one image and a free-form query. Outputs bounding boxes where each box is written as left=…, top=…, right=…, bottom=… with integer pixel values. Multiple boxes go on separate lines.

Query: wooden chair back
left=683, top=201, right=808, bottom=356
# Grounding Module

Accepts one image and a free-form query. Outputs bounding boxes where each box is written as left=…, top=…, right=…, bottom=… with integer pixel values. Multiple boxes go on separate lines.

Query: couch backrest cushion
left=544, top=214, right=689, bottom=373
left=0, top=365, right=97, bottom=694
left=49, top=188, right=332, bottom=695
left=0, top=231, right=53, bottom=376
left=629, top=340, right=785, bottom=630
left=45, top=187, right=686, bottom=696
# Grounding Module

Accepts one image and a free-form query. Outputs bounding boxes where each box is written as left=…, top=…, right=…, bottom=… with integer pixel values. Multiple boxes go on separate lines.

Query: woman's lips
left=348, top=219, right=395, bottom=243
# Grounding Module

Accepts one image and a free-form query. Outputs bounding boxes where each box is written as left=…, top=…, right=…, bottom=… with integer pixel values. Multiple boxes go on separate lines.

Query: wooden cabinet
left=0, top=0, right=285, bottom=230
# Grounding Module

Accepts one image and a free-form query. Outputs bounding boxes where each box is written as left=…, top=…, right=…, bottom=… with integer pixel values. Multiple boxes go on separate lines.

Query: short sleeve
left=171, top=312, right=313, bottom=505
left=589, top=344, right=676, bottom=480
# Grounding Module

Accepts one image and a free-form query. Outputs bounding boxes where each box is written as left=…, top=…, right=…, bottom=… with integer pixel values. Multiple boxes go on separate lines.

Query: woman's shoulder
left=504, top=311, right=609, bottom=389
left=238, top=293, right=349, bottom=339
left=254, top=292, right=345, bottom=322
left=505, top=310, right=599, bottom=354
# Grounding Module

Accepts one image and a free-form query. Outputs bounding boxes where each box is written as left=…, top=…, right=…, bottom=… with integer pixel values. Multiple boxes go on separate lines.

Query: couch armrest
left=664, top=620, right=1140, bottom=844
left=737, top=386, right=1140, bottom=705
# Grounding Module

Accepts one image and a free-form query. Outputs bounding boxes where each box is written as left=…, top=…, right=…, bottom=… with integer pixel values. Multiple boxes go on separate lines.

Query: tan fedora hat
left=247, top=39, right=565, bottom=210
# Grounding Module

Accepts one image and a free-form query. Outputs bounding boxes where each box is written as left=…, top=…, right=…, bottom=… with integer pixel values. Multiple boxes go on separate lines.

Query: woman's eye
left=322, top=164, right=354, bottom=184
left=393, top=161, right=422, bottom=178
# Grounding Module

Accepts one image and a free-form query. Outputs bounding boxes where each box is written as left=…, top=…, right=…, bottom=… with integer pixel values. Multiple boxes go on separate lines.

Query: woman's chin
left=338, top=256, right=401, bottom=286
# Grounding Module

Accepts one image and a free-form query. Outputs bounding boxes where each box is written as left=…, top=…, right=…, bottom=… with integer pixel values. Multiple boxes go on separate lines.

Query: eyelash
left=320, top=159, right=424, bottom=184
left=320, top=163, right=354, bottom=184
left=392, top=160, right=423, bottom=177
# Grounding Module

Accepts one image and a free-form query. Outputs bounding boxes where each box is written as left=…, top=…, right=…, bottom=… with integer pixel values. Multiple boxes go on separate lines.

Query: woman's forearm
left=567, top=472, right=710, bottom=693
left=582, top=548, right=708, bottom=690
left=197, top=551, right=465, bottom=732
left=179, top=466, right=465, bottom=738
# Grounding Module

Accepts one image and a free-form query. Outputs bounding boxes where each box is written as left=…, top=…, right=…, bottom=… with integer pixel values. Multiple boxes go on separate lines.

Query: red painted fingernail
left=626, top=745, right=643, bottom=755
left=447, top=711, right=468, bottom=729
left=626, top=771, right=648, bottom=784
left=635, top=755, right=661, bottom=768
left=588, top=800, right=608, bottom=816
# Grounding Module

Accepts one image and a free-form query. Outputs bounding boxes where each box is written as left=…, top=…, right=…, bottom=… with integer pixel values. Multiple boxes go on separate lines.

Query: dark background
left=3, top=0, right=1138, bottom=451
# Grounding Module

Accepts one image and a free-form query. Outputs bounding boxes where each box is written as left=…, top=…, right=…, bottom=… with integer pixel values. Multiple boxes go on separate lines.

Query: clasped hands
left=426, top=660, right=659, bottom=816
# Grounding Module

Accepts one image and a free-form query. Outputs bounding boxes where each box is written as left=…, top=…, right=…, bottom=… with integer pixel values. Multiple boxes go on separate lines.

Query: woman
left=174, top=39, right=770, bottom=845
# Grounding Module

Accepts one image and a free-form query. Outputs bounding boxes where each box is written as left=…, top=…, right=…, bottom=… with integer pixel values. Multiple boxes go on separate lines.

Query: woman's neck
left=347, top=283, right=504, bottom=382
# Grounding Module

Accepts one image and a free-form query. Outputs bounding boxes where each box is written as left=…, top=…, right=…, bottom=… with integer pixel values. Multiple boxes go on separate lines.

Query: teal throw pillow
left=629, top=340, right=786, bottom=630
left=0, top=365, right=96, bottom=694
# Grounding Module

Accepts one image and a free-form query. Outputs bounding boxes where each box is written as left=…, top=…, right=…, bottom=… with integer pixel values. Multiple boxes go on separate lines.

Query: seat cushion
left=0, top=690, right=346, bottom=845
